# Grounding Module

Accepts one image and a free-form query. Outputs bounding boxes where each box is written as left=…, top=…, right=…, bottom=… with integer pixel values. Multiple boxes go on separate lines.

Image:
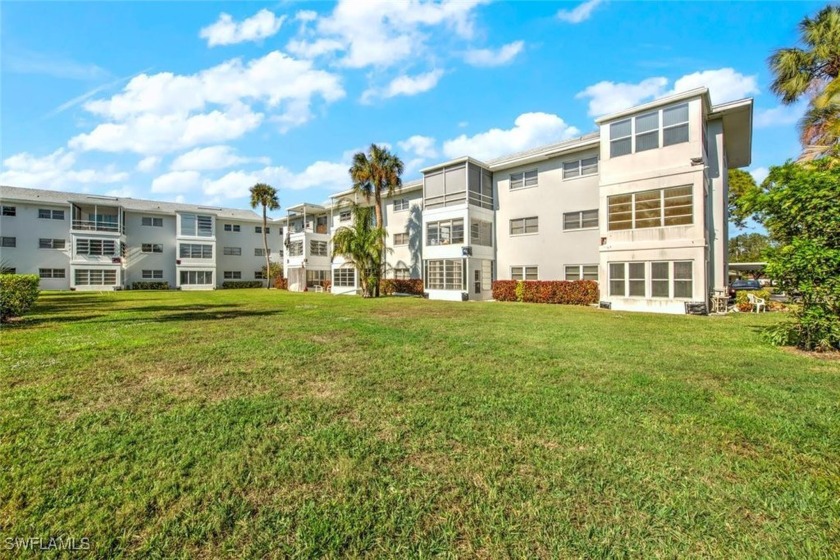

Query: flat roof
left=595, top=87, right=712, bottom=124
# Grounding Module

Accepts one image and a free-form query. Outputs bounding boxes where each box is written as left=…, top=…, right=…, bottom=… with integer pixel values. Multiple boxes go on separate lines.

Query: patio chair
left=747, top=293, right=766, bottom=313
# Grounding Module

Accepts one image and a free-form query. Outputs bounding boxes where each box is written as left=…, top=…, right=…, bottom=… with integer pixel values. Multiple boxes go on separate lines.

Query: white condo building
left=0, top=87, right=752, bottom=314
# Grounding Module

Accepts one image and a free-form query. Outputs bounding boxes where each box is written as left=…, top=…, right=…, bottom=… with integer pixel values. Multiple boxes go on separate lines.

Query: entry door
left=474, top=269, right=481, bottom=294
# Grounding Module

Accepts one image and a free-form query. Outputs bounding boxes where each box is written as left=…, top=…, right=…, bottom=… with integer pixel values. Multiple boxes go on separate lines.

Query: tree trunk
left=263, top=205, right=270, bottom=289
left=374, top=192, right=383, bottom=298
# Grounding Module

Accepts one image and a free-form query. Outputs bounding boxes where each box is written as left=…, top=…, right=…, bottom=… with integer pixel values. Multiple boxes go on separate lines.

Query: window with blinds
left=608, top=186, right=692, bottom=231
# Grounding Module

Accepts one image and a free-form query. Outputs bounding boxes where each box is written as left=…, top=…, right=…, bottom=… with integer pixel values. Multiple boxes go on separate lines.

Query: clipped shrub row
left=131, top=281, right=170, bottom=290
left=0, top=274, right=40, bottom=322
left=222, top=281, right=264, bottom=289
left=380, top=278, right=424, bottom=296
left=492, top=280, right=599, bottom=305
left=274, top=277, right=288, bottom=290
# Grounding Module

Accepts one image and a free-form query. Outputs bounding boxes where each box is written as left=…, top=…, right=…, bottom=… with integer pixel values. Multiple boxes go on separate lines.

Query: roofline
left=595, top=87, right=711, bottom=124
left=709, top=97, right=753, bottom=117
left=328, top=179, right=424, bottom=200
left=419, top=156, right=488, bottom=174
left=487, top=135, right=601, bottom=171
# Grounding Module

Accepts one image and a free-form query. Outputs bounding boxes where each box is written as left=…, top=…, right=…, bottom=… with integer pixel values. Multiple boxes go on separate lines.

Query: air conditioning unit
left=176, top=259, right=181, bottom=265
left=461, top=246, right=472, bottom=256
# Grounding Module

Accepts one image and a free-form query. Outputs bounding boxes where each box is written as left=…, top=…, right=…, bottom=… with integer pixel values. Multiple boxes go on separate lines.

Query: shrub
left=380, top=278, right=424, bottom=296
left=274, top=276, right=288, bottom=290
left=765, top=304, right=840, bottom=352
left=492, top=280, right=599, bottom=305
left=131, top=281, right=169, bottom=290
left=0, top=274, right=40, bottom=322
left=735, top=289, right=771, bottom=307
left=222, top=281, right=264, bottom=289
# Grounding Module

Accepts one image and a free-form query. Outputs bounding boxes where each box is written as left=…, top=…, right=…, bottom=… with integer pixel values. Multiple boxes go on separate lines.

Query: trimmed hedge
left=274, top=277, right=288, bottom=290
left=222, top=281, right=264, bottom=289
left=380, top=278, right=424, bottom=296
left=0, top=274, right=40, bottom=322
left=131, top=281, right=170, bottom=290
left=492, top=280, right=599, bottom=305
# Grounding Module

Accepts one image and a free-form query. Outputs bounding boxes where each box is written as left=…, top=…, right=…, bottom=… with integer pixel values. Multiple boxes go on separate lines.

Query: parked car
left=728, top=279, right=762, bottom=300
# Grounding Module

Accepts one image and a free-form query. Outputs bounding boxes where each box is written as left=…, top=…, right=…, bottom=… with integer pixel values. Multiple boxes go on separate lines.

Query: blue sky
left=0, top=0, right=823, bottom=221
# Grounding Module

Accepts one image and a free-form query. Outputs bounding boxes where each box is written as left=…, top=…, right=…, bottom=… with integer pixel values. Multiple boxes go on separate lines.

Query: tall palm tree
left=332, top=205, right=387, bottom=298
left=769, top=5, right=840, bottom=159
left=249, top=183, right=280, bottom=289
left=348, top=144, right=404, bottom=297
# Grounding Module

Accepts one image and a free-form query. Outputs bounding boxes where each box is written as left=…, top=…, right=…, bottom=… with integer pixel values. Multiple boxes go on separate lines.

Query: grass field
left=1, top=290, right=839, bottom=558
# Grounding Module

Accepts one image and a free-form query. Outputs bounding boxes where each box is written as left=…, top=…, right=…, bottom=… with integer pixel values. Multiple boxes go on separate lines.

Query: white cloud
left=749, top=167, right=769, bottom=184
left=170, top=145, right=267, bottom=171
left=0, top=148, right=127, bottom=188
left=204, top=161, right=350, bottom=199
left=442, top=112, right=581, bottom=161
left=151, top=170, right=204, bottom=194
left=398, top=135, right=438, bottom=159
left=104, top=186, right=135, bottom=198
left=755, top=103, right=804, bottom=128
left=285, top=38, right=344, bottom=59
left=295, top=10, right=318, bottom=23
left=362, top=69, right=444, bottom=103
left=200, top=9, right=286, bottom=47
left=136, top=156, right=161, bottom=172
left=557, top=0, right=603, bottom=24
left=576, top=68, right=758, bottom=117
left=464, top=40, right=524, bottom=67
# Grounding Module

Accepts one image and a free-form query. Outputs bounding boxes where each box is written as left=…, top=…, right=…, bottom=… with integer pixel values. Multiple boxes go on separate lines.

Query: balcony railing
left=72, top=219, right=123, bottom=233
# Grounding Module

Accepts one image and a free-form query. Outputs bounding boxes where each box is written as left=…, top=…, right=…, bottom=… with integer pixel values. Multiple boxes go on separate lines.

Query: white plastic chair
left=747, top=293, right=766, bottom=313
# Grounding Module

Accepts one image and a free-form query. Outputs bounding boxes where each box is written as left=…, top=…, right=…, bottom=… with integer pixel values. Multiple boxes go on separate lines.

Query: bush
left=735, top=289, right=771, bottom=307
left=222, top=281, right=263, bottom=289
left=274, top=276, right=288, bottom=290
left=131, top=281, right=170, bottom=290
left=380, top=278, right=424, bottom=296
left=492, top=280, right=599, bottom=305
left=0, top=274, right=40, bottom=322
left=765, top=304, right=840, bottom=352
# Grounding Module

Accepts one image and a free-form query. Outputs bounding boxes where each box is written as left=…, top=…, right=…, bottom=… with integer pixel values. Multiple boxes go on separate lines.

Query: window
left=310, top=240, right=328, bottom=256
left=609, top=263, right=626, bottom=296
left=510, top=169, right=538, bottom=190
left=1, top=237, right=16, bottom=247
left=2, top=206, right=15, bottom=216
left=306, top=269, right=329, bottom=288
left=38, top=209, right=65, bottom=220
left=563, top=210, right=598, bottom=231
left=470, top=219, right=492, bottom=246
left=634, top=111, right=660, bottom=152
left=255, top=226, right=271, bottom=234
left=424, top=164, right=469, bottom=209
left=628, top=262, right=646, bottom=296
left=339, top=210, right=351, bottom=222
left=426, top=219, right=464, bottom=245
left=180, top=270, right=213, bottom=285
left=509, top=217, right=538, bottom=235
left=674, top=261, right=693, bottom=298
left=562, top=157, right=599, bottom=179
left=141, top=243, right=163, bottom=253
left=223, top=247, right=241, bottom=256
left=334, top=268, right=356, bottom=287
left=254, top=270, right=267, bottom=280
left=608, top=186, right=693, bottom=231
left=394, top=198, right=409, bottom=211
left=651, top=262, right=670, bottom=298
left=425, top=259, right=464, bottom=290
left=180, top=213, right=213, bottom=237
left=255, top=247, right=271, bottom=257
left=76, top=239, right=116, bottom=256
left=39, top=268, right=66, bottom=279
left=179, top=244, right=213, bottom=259
left=393, top=233, right=408, bottom=245
left=510, top=266, right=538, bottom=281
left=223, top=271, right=241, bottom=280
left=610, top=119, right=632, bottom=158
left=75, top=269, right=116, bottom=285
left=39, top=238, right=66, bottom=249
left=565, top=265, right=598, bottom=281
left=663, top=103, right=690, bottom=146
left=288, top=241, right=303, bottom=257
left=1, top=268, right=16, bottom=274
left=142, top=270, right=164, bottom=279
left=223, top=224, right=241, bottom=232
left=609, top=261, right=693, bottom=299
left=393, top=268, right=409, bottom=280
left=142, top=216, right=164, bottom=227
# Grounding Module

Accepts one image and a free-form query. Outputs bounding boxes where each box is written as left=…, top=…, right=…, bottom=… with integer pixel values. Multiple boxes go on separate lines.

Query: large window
left=470, top=219, right=492, bottom=246
left=609, top=261, right=693, bottom=298
left=393, top=233, right=408, bottom=245
left=142, top=216, right=163, bottom=227
left=609, top=102, right=690, bottom=158
left=427, top=219, right=464, bottom=245
left=288, top=241, right=303, bottom=257
left=223, top=247, right=241, bottom=256
left=310, top=240, right=328, bottom=256
left=426, top=162, right=492, bottom=210
left=141, top=243, right=163, bottom=253
left=425, top=259, right=464, bottom=290
left=608, top=186, right=693, bottom=231
left=510, top=217, right=538, bottom=235
left=394, top=198, right=409, bottom=211
left=563, top=210, right=598, bottom=231
left=38, top=209, right=65, bottom=220
left=75, top=269, right=116, bottom=285
left=334, top=268, right=356, bottom=287
left=142, top=270, right=164, bottom=279
left=76, top=239, right=116, bottom=256
left=511, top=266, right=538, bottom=281
left=510, top=169, right=538, bottom=190
left=39, top=268, right=66, bottom=279
left=179, top=244, right=213, bottom=259
left=180, top=213, right=213, bottom=237
left=39, top=238, right=66, bottom=249
left=562, top=157, right=598, bottom=179
left=565, top=265, right=598, bottom=281
left=180, top=270, right=213, bottom=285
left=306, top=270, right=329, bottom=288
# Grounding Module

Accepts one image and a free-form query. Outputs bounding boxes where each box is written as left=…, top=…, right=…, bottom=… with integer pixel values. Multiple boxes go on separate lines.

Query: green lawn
left=1, top=290, right=838, bottom=558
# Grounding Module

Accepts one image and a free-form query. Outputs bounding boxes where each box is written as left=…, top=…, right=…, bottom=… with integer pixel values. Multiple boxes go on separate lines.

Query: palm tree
left=331, top=205, right=387, bottom=297
left=249, top=183, right=280, bottom=289
left=348, top=144, right=404, bottom=296
left=769, top=5, right=840, bottom=159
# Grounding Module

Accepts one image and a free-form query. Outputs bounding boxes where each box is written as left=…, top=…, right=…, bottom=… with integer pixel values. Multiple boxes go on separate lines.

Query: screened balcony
left=71, top=202, right=124, bottom=233
left=422, top=159, right=493, bottom=210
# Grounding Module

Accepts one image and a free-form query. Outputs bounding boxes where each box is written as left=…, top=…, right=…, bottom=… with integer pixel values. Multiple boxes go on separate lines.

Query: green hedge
left=131, top=281, right=170, bottom=290
left=0, top=274, right=40, bottom=322
left=492, top=280, right=599, bottom=305
left=222, top=281, right=264, bottom=289
left=380, top=278, right=424, bottom=296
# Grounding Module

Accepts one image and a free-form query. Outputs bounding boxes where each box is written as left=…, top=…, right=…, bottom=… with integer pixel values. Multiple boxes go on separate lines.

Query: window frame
left=141, top=243, right=163, bottom=253
left=510, top=266, right=539, bottom=281
left=509, top=169, right=539, bottom=191
left=223, top=246, right=242, bottom=256
left=393, top=198, right=410, bottom=211
left=509, top=216, right=539, bottom=236
left=333, top=267, right=356, bottom=287
left=1, top=206, right=16, bottom=216
left=393, top=233, right=409, bottom=246
left=142, top=216, right=164, bottom=227
left=608, top=186, right=693, bottom=231
left=142, top=269, right=164, bottom=279
left=39, top=238, right=66, bottom=249
left=39, top=268, right=66, bottom=279
left=223, top=224, right=241, bottom=233
left=563, top=210, right=599, bottom=231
